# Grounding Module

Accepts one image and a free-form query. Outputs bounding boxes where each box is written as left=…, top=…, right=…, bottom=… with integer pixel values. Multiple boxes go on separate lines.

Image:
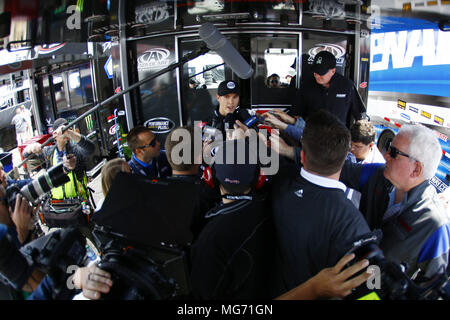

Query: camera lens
left=20, top=163, right=70, bottom=203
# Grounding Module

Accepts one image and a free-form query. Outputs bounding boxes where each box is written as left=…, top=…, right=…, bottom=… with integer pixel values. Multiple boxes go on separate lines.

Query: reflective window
left=68, top=70, right=84, bottom=107
left=40, top=75, right=55, bottom=130
left=67, top=66, right=94, bottom=108
left=53, top=74, right=68, bottom=112
left=251, top=36, right=298, bottom=108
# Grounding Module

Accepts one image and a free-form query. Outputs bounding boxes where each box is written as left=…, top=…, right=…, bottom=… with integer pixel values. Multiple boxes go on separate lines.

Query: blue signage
left=369, top=17, right=450, bottom=98
left=104, top=55, right=113, bottom=79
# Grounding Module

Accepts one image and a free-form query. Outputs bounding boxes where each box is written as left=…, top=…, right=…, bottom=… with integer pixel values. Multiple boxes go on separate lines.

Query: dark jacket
left=271, top=165, right=371, bottom=293
left=292, top=72, right=366, bottom=128
left=190, top=195, right=276, bottom=299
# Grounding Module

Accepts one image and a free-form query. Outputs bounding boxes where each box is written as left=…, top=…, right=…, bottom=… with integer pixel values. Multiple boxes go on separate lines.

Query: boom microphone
left=199, top=23, right=254, bottom=79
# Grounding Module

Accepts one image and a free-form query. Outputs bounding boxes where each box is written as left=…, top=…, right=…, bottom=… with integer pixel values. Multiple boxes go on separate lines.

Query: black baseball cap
left=217, top=80, right=240, bottom=96
left=311, top=51, right=336, bottom=76
left=213, top=140, right=259, bottom=190
left=52, top=118, right=68, bottom=130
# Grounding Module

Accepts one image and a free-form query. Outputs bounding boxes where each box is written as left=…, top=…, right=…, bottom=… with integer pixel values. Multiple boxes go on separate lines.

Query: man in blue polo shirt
left=126, top=126, right=172, bottom=179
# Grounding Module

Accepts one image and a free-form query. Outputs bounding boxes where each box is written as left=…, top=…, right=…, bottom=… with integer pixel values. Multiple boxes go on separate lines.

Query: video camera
left=91, top=225, right=184, bottom=300
left=346, top=236, right=450, bottom=300
left=0, top=225, right=86, bottom=299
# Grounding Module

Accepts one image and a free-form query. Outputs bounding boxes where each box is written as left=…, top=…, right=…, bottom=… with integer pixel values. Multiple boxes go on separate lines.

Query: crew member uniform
left=190, top=195, right=275, bottom=299
left=271, top=165, right=371, bottom=294
left=292, top=72, right=365, bottom=128
left=128, top=151, right=172, bottom=179
left=340, top=162, right=450, bottom=279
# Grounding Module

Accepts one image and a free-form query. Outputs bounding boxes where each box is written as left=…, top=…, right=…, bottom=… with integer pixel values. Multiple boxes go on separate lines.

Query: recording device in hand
left=345, top=235, right=450, bottom=300
left=0, top=225, right=86, bottom=299
left=5, top=163, right=70, bottom=210
left=224, top=113, right=236, bottom=131
left=92, top=226, right=179, bottom=300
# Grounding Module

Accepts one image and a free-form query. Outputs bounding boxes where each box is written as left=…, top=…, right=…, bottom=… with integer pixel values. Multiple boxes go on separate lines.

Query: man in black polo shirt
left=291, top=51, right=366, bottom=128
left=271, top=110, right=372, bottom=295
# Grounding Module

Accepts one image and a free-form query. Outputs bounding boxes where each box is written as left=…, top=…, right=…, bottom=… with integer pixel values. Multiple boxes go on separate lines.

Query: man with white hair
left=340, top=124, right=449, bottom=279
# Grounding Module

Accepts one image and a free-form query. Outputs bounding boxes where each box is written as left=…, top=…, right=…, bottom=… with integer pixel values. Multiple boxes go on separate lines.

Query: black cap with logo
left=311, top=51, right=336, bottom=76
left=217, top=80, right=240, bottom=96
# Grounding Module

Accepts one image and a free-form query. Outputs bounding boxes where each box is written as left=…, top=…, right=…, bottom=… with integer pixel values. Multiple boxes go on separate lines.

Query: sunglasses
left=387, top=143, right=414, bottom=160
left=137, top=136, right=157, bottom=149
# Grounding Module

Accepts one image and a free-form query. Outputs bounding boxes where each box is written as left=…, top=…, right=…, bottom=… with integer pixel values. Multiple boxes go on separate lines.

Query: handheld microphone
left=199, top=23, right=254, bottom=79
left=236, top=108, right=259, bottom=130
left=224, top=113, right=236, bottom=131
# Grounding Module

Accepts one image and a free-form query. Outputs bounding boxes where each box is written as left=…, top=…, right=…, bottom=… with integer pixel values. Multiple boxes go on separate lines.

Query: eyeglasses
left=137, top=136, right=157, bottom=149
left=387, top=143, right=414, bottom=160
left=270, top=80, right=279, bottom=84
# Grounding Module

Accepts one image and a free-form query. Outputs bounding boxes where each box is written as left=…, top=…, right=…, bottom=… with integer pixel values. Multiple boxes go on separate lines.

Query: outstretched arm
left=275, top=254, right=371, bottom=300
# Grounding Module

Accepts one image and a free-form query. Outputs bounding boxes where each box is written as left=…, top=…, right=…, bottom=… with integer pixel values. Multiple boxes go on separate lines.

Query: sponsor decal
left=109, top=124, right=119, bottom=135
left=227, top=82, right=236, bottom=89
left=224, top=178, right=240, bottom=185
left=294, top=189, right=304, bottom=198
left=421, top=110, right=431, bottom=119
left=397, top=99, right=406, bottom=110
left=409, top=106, right=419, bottom=113
left=430, top=176, right=448, bottom=193
left=308, top=44, right=346, bottom=66
left=434, top=115, right=444, bottom=126
left=433, top=131, right=448, bottom=142
left=38, top=43, right=66, bottom=54
left=137, top=48, right=171, bottom=71
left=144, top=117, right=175, bottom=133
left=400, top=113, right=410, bottom=121
left=135, top=2, right=171, bottom=25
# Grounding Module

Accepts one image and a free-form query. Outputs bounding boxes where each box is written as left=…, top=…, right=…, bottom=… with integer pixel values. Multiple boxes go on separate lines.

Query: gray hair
left=399, top=124, right=442, bottom=180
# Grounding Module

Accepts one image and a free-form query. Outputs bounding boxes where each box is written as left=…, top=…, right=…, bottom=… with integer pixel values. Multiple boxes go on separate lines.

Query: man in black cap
left=207, top=80, right=252, bottom=139
left=291, top=51, right=366, bottom=128
left=190, top=138, right=276, bottom=299
left=22, top=118, right=95, bottom=200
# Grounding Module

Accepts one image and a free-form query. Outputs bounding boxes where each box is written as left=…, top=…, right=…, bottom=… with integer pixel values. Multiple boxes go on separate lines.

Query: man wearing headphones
left=190, top=138, right=275, bottom=299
